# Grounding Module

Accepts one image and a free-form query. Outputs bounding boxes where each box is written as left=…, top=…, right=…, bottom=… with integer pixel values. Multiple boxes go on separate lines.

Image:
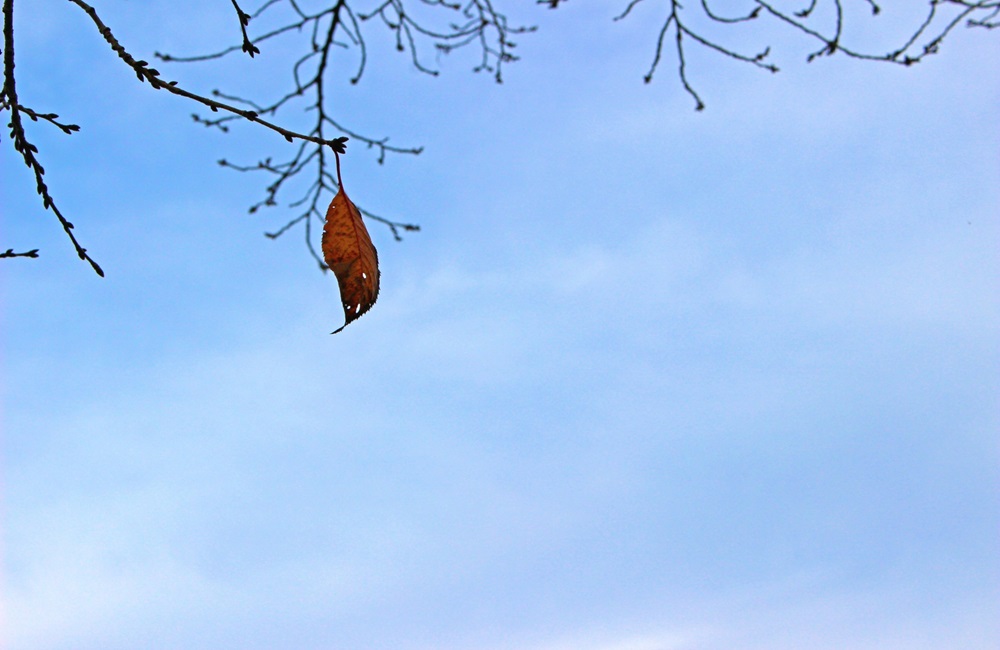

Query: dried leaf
left=322, top=184, right=380, bottom=334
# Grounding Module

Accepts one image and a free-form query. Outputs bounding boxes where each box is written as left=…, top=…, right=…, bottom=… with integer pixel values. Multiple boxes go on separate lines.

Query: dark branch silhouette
left=2, top=0, right=103, bottom=275
left=603, top=0, right=998, bottom=110
left=2, top=0, right=996, bottom=272
left=1, top=247, right=40, bottom=259
left=604, top=0, right=1000, bottom=111
left=154, top=0, right=532, bottom=269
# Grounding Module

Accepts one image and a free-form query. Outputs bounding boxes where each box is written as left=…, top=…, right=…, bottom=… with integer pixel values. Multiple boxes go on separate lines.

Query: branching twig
left=615, top=0, right=776, bottom=110
left=605, top=0, right=997, bottom=109
left=67, top=0, right=349, bottom=152
left=12, top=104, right=80, bottom=134
left=2, top=0, right=102, bottom=275
left=752, top=0, right=996, bottom=66
left=231, top=0, right=261, bottom=57
left=1, top=248, right=40, bottom=259
left=156, top=0, right=529, bottom=264
left=6, top=0, right=996, bottom=274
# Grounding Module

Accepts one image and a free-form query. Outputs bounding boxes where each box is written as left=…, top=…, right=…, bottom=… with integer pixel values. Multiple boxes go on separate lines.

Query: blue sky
left=3, top=2, right=998, bottom=649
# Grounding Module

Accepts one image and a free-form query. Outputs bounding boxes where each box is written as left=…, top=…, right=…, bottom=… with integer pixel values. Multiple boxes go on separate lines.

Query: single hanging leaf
left=322, top=183, right=380, bottom=334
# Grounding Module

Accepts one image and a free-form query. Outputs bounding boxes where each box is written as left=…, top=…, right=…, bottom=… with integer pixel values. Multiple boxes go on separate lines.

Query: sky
left=2, top=1, right=998, bottom=649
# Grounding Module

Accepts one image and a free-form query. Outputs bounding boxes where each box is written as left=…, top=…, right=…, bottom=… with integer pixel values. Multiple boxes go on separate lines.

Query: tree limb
left=2, top=0, right=103, bottom=275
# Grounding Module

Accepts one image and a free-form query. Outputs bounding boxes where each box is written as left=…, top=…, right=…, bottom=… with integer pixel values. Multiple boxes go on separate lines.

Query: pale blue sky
left=3, top=2, right=999, bottom=649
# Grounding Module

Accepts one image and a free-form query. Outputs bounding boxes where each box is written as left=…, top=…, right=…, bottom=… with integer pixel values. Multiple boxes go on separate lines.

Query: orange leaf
left=322, top=184, right=380, bottom=334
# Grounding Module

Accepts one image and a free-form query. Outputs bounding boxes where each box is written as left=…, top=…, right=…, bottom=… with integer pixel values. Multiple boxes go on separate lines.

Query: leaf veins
left=321, top=154, right=379, bottom=334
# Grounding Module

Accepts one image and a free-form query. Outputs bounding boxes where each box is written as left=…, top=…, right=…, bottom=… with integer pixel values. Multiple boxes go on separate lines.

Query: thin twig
left=2, top=0, right=103, bottom=275
left=158, top=0, right=524, bottom=260
left=1, top=248, right=40, bottom=259
left=231, top=0, right=261, bottom=57
left=615, top=0, right=998, bottom=108
left=67, top=0, right=348, bottom=152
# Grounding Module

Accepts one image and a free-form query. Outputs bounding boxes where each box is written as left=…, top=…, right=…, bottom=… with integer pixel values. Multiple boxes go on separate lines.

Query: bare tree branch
left=3, top=0, right=995, bottom=272
left=231, top=0, right=261, bottom=57
left=604, top=0, right=997, bottom=109
left=67, top=0, right=351, bottom=151
left=155, top=0, right=531, bottom=267
left=613, top=0, right=776, bottom=110
left=2, top=0, right=103, bottom=275
left=1, top=247, right=40, bottom=259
